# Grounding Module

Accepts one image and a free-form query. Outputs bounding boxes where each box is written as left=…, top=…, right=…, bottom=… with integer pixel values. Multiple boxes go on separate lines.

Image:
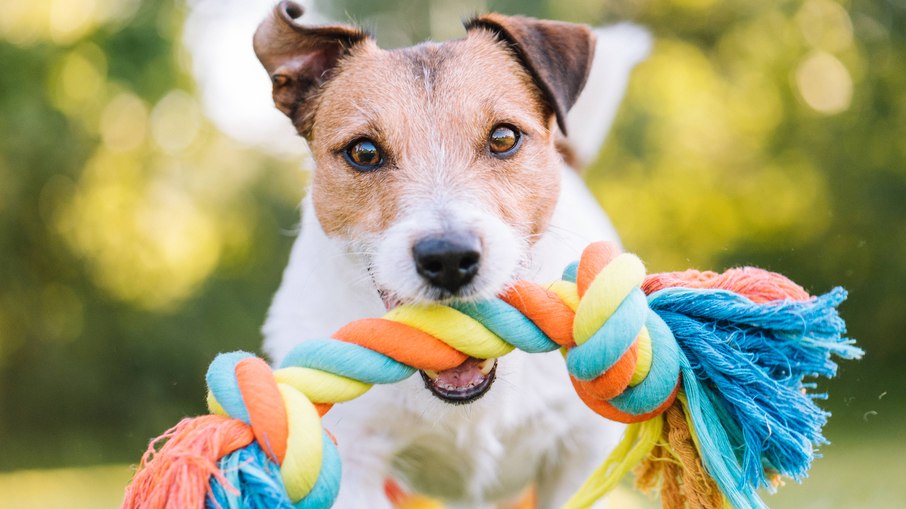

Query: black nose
left=413, top=233, right=481, bottom=294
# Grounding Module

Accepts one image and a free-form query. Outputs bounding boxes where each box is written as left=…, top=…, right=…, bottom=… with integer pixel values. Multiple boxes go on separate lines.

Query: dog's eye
left=488, top=125, right=521, bottom=157
left=344, top=139, right=383, bottom=170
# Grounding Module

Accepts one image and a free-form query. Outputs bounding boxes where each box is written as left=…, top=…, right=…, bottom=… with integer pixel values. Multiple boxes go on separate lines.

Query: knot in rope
left=205, top=352, right=341, bottom=507
left=562, top=242, right=682, bottom=423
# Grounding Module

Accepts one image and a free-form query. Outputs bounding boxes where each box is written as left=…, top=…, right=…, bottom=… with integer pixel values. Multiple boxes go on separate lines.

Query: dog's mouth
left=378, top=285, right=479, bottom=309
left=375, top=284, right=498, bottom=404
left=419, top=357, right=497, bottom=404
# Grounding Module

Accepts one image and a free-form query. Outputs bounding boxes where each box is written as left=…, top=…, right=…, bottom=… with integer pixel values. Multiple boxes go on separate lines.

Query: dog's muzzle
left=419, top=357, right=497, bottom=404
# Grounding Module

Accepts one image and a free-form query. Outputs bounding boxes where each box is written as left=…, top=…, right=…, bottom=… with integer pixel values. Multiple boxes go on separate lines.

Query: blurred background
left=0, top=0, right=903, bottom=507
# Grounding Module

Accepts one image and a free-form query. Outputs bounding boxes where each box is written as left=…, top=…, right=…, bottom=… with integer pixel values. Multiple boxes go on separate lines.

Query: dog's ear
left=465, top=14, right=595, bottom=135
left=254, top=1, right=368, bottom=135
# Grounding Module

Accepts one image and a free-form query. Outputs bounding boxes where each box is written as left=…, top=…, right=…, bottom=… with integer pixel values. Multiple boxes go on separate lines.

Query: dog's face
left=256, top=2, right=593, bottom=403
left=313, top=32, right=573, bottom=311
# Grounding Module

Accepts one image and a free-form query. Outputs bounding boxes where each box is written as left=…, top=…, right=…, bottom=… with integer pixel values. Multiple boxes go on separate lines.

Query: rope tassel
left=122, top=242, right=861, bottom=509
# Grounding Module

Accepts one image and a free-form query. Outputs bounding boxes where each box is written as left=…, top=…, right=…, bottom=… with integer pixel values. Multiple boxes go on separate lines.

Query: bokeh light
left=795, top=51, right=853, bottom=114
left=150, top=89, right=202, bottom=153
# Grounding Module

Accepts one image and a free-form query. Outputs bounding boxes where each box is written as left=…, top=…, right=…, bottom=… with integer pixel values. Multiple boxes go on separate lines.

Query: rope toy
left=121, top=241, right=861, bottom=509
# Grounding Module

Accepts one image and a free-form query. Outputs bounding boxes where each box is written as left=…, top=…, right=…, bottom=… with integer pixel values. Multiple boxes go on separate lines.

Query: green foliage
left=0, top=1, right=301, bottom=468
left=588, top=0, right=906, bottom=428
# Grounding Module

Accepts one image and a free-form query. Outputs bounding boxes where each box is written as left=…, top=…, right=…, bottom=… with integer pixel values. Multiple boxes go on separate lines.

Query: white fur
left=262, top=22, right=651, bottom=509
left=265, top=169, right=623, bottom=508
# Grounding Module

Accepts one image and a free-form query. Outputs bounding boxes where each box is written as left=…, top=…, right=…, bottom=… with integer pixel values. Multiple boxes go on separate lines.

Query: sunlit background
left=1, top=0, right=903, bottom=507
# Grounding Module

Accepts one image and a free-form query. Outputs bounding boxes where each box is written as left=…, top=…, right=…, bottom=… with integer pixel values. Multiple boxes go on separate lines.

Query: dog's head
left=255, top=1, right=594, bottom=403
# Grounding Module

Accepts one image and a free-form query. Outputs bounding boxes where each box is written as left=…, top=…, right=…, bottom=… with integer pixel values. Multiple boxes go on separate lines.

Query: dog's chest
left=383, top=351, right=578, bottom=503
left=390, top=416, right=549, bottom=502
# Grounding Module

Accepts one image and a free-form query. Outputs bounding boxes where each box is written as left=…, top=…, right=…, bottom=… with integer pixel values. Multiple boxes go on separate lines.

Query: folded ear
left=465, top=14, right=596, bottom=135
left=253, top=1, right=368, bottom=135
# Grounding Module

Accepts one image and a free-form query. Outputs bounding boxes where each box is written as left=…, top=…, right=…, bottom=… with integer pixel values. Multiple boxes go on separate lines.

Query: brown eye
left=345, top=139, right=383, bottom=170
left=488, top=124, right=521, bottom=156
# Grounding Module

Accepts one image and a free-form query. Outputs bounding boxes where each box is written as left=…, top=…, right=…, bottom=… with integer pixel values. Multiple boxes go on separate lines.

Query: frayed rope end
left=121, top=415, right=254, bottom=509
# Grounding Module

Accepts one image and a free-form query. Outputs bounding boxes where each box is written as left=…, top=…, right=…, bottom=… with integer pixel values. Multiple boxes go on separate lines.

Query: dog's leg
left=330, top=442, right=396, bottom=509
left=332, top=456, right=396, bottom=508
left=533, top=419, right=622, bottom=509
left=322, top=384, right=405, bottom=509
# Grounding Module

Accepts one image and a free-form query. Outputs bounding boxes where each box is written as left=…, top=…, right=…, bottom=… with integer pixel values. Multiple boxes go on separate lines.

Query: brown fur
left=465, top=13, right=596, bottom=135
left=253, top=2, right=368, bottom=132
left=309, top=33, right=561, bottom=239
left=254, top=1, right=595, bottom=245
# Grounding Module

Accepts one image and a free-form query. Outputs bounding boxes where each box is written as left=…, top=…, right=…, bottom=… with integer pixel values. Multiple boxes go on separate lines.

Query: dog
left=254, top=2, right=648, bottom=507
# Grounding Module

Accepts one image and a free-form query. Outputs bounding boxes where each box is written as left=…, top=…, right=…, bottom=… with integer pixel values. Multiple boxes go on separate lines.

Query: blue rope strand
left=207, top=443, right=292, bottom=509
left=207, top=432, right=342, bottom=509
left=650, top=287, right=862, bottom=491
left=280, top=340, right=415, bottom=385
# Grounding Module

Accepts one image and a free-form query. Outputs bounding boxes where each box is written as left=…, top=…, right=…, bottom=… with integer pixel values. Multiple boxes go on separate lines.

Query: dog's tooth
left=423, top=370, right=439, bottom=380
left=478, top=358, right=495, bottom=375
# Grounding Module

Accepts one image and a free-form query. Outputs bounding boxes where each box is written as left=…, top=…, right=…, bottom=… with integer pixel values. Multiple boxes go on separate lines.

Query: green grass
left=767, top=435, right=905, bottom=509
left=0, top=437, right=901, bottom=508
left=0, top=464, right=133, bottom=509
left=620, top=434, right=906, bottom=509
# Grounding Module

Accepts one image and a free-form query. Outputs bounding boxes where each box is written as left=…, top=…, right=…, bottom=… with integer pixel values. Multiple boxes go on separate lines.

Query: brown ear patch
left=465, top=14, right=595, bottom=135
left=253, top=1, right=369, bottom=135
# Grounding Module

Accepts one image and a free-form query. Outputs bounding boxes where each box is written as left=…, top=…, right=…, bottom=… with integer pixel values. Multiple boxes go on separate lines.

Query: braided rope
left=201, top=242, right=684, bottom=505
left=123, top=240, right=860, bottom=509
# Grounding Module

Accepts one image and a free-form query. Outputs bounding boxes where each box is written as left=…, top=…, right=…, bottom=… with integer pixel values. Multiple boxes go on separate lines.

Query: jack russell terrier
left=254, top=2, right=649, bottom=507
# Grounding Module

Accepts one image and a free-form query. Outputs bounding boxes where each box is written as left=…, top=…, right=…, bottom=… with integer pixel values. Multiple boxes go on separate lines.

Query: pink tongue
left=436, top=357, right=485, bottom=388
